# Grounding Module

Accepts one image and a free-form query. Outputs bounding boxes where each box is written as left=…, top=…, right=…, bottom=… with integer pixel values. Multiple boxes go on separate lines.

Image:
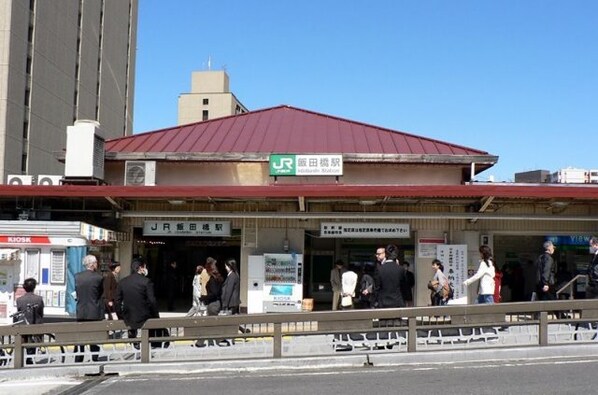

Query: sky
left=133, top=0, right=598, bottom=182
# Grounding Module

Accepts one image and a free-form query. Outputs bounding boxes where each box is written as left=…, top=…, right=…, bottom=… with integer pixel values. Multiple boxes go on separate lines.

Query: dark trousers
left=586, top=284, right=598, bottom=299
left=74, top=344, right=100, bottom=362
left=536, top=285, right=555, bottom=301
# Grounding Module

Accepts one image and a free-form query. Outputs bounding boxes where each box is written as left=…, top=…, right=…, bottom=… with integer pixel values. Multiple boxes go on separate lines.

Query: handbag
left=341, top=295, right=353, bottom=307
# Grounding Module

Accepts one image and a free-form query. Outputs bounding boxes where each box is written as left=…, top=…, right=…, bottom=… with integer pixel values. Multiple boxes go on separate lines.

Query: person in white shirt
left=340, top=264, right=358, bottom=309
left=463, top=245, right=496, bottom=304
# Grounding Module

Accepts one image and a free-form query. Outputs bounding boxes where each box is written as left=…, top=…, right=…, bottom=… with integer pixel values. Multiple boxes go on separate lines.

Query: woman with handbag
left=200, top=260, right=223, bottom=316
left=463, top=245, right=496, bottom=304
left=428, top=259, right=449, bottom=306
left=340, top=263, right=358, bottom=309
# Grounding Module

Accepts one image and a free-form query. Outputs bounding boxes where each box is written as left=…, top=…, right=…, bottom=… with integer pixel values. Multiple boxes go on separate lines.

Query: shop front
left=0, top=221, right=119, bottom=323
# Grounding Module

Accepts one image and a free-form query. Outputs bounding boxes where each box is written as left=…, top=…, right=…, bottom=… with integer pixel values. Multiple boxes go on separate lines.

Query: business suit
left=221, top=271, right=241, bottom=313
left=16, top=292, right=44, bottom=324
left=16, top=291, right=44, bottom=363
left=74, top=269, right=104, bottom=362
left=375, top=259, right=406, bottom=308
left=587, top=253, right=598, bottom=299
left=116, top=272, right=158, bottom=338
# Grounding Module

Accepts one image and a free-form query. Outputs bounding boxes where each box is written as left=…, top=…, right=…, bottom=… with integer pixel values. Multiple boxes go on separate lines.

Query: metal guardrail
left=1, top=299, right=598, bottom=369
left=555, top=274, right=585, bottom=299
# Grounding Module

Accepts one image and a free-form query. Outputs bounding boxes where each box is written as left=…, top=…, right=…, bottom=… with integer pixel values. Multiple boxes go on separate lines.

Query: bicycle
left=0, top=303, right=65, bottom=366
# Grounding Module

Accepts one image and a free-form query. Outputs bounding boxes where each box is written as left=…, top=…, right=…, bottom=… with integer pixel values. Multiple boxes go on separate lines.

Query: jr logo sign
left=269, top=155, right=296, bottom=175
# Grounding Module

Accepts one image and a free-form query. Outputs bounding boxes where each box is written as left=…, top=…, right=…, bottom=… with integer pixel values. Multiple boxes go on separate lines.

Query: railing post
left=408, top=317, right=417, bottom=353
left=14, top=334, right=23, bottom=369
left=539, top=311, right=548, bottom=346
left=273, top=323, right=282, bottom=358
left=140, top=329, right=150, bottom=363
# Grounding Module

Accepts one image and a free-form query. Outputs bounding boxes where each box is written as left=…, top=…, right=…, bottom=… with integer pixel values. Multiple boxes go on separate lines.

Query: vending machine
left=247, top=253, right=303, bottom=313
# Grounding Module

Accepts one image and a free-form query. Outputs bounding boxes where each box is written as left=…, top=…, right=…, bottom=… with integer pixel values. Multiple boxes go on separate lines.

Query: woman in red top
left=494, top=266, right=503, bottom=303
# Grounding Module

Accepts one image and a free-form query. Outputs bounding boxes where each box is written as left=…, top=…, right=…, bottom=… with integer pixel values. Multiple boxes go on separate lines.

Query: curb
left=4, top=343, right=596, bottom=381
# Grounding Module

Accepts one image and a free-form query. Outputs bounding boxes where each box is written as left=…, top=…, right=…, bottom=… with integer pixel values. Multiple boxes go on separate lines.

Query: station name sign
left=269, top=154, right=343, bottom=176
left=143, top=221, right=231, bottom=237
left=320, top=222, right=410, bottom=238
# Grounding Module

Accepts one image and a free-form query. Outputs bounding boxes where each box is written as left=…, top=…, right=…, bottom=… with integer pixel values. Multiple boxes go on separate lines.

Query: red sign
left=0, top=235, right=51, bottom=244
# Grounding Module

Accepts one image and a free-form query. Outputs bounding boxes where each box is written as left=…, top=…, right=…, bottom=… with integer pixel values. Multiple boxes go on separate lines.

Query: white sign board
left=320, top=222, right=410, bottom=238
left=143, top=221, right=231, bottom=237
left=418, top=237, right=445, bottom=258
left=437, top=244, right=468, bottom=304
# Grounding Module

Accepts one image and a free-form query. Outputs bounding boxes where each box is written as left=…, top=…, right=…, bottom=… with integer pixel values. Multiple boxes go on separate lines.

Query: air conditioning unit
left=125, top=161, right=156, bottom=186
left=6, top=175, right=34, bottom=185
left=37, top=175, right=63, bottom=186
left=64, top=120, right=105, bottom=179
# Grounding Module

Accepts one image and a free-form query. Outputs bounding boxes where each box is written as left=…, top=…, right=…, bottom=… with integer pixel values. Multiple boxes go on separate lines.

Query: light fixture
left=168, top=200, right=185, bottom=205
left=359, top=200, right=377, bottom=206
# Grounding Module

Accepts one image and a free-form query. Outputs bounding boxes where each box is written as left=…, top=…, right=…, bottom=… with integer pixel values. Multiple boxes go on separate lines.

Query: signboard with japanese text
left=320, top=222, right=410, bottom=238
left=418, top=237, right=445, bottom=258
left=437, top=244, right=468, bottom=304
left=269, top=154, right=343, bottom=176
left=143, top=221, right=231, bottom=237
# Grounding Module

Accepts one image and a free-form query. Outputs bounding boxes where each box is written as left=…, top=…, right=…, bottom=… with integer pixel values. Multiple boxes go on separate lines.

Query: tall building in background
left=178, top=70, right=247, bottom=125
left=0, top=0, right=138, bottom=180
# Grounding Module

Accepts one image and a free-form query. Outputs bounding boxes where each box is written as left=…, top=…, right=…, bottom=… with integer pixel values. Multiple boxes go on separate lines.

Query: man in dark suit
left=586, top=236, right=598, bottom=299
left=16, top=278, right=44, bottom=364
left=116, top=258, right=159, bottom=341
left=375, top=244, right=406, bottom=308
left=74, top=254, right=104, bottom=362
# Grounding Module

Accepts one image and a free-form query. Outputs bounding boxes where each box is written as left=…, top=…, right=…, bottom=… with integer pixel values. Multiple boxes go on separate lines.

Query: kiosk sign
left=269, top=154, right=343, bottom=176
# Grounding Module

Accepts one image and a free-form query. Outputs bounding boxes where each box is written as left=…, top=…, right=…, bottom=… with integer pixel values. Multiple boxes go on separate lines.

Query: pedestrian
left=116, top=258, right=159, bottom=342
left=428, top=259, right=449, bottom=306
left=200, top=259, right=224, bottom=316
left=330, top=259, right=345, bottom=310
left=74, top=254, right=104, bottom=363
left=16, top=278, right=44, bottom=364
left=536, top=240, right=556, bottom=301
left=586, top=236, right=598, bottom=299
left=221, top=259, right=241, bottom=314
left=186, top=265, right=205, bottom=316
left=359, top=263, right=376, bottom=308
left=375, top=244, right=406, bottom=308
left=463, top=245, right=496, bottom=304
left=200, top=257, right=216, bottom=297
left=165, top=260, right=178, bottom=311
left=340, top=263, right=358, bottom=309
left=401, top=261, right=415, bottom=307
left=103, top=261, right=120, bottom=320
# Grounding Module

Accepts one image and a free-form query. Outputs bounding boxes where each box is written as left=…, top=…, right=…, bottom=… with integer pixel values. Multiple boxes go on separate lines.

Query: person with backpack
left=463, top=245, right=496, bottom=304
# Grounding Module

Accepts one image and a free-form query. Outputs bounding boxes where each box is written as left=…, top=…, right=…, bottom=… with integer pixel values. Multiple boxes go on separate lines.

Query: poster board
left=437, top=244, right=468, bottom=304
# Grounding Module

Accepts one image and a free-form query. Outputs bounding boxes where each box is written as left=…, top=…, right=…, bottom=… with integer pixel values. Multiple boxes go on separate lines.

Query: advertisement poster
left=437, top=244, right=468, bottom=304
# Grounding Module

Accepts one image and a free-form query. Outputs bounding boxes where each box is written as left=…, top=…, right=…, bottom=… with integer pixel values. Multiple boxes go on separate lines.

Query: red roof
left=106, top=105, right=491, bottom=156
left=1, top=184, right=597, bottom=200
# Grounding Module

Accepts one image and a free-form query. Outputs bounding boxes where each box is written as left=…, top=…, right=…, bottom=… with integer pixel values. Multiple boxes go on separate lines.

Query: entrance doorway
left=134, top=233, right=240, bottom=312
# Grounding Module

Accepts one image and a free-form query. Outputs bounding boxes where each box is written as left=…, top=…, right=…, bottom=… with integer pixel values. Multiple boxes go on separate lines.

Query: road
left=48, top=355, right=598, bottom=395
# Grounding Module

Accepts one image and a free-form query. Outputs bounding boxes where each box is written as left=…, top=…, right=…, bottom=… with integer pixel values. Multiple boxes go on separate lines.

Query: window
left=23, top=121, right=29, bottom=139
left=24, top=249, right=40, bottom=280
left=202, top=98, right=209, bottom=105
left=50, top=250, right=66, bottom=284
left=202, top=110, right=209, bottom=121
left=21, top=154, right=28, bottom=173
